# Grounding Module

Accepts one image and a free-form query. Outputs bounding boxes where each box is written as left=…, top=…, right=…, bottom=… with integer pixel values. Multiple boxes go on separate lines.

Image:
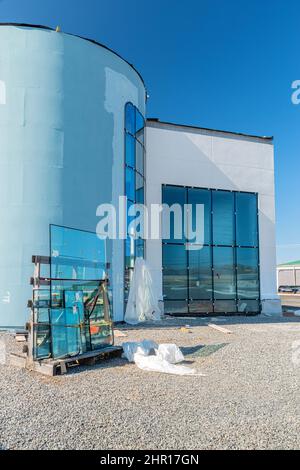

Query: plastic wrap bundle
left=122, top=341, right=204, bottom=376
left=124, top=258, right=161, bottom=325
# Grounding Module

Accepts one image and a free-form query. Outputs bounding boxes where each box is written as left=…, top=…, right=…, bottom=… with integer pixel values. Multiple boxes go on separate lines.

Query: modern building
left=0, top=23, right=281, bottom=328
left=277, top=260, right=300, bottom=288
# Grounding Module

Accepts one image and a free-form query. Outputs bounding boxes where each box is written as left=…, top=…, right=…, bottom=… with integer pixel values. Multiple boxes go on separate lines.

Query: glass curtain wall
left=124, top=103, right=146, bottom=302
left=162, top=185, right=260, bottom=315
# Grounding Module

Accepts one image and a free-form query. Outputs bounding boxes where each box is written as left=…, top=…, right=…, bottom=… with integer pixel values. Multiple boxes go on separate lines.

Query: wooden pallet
left=10, top=345, right=123, bottom=376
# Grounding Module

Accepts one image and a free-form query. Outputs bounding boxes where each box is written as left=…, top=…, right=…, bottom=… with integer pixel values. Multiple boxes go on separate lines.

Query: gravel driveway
left=0, top=315, right=299, bottom=450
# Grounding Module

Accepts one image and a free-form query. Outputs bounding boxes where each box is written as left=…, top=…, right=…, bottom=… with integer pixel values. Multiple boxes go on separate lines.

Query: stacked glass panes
left=49, top=225, right=113, bottom=358
left=162, top=185, right=260, bottom=315
left=124, top=103, right=146, bottom=301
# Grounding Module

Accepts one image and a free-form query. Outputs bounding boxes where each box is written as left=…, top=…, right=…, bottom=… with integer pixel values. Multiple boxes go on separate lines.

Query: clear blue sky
left=1, top=0, right=299, bottom=263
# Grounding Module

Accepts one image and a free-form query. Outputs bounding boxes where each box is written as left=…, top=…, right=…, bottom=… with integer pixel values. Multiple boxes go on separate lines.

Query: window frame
left=124, top=102, right=146, bottom=304
left=162, top=184, right=260, bottom=316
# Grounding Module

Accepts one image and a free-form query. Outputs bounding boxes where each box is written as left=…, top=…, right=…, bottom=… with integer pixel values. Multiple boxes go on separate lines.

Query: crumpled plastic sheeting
left=124, top=258, right=161, bottom=325
left=133, top=354, right=197, bottom=376
left=122, top=340, right=158, bottom=363
left=156, top=343, right=184, bottom=364
left=122, top=341, right=204, bottom=376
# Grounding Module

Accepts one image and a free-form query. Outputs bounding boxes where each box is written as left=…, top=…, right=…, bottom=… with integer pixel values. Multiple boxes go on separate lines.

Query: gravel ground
left=0, top=315, right=299, bottom=450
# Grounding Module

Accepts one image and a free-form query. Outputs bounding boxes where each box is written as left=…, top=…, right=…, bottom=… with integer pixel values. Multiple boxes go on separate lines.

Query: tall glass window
left=162, top=185, right=260, bottom=315
left=124, top=103, right=145, bottom=303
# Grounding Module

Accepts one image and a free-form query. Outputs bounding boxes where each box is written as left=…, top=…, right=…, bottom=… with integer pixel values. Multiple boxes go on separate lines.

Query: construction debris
left=180, top=326, right=192, bottom=333
left=283, top=310, right=300, bottom=318
left=15, top=335, right=26, bottom=342
left=207, top=323, right=233, bottom=334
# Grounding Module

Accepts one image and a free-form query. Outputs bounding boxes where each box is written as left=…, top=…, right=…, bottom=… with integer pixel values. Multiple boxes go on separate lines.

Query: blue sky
left=0, top=0, right=299, bottom=263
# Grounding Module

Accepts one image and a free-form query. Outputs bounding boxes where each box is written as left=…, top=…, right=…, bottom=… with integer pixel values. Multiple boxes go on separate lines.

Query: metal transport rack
left=9, top=225, right=122, bottom=375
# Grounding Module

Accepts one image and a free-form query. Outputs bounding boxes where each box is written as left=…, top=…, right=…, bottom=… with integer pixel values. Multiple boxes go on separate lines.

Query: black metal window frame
left=124, top=102, right=146, bottom=304
left=162, top=184, right=261, bottom=316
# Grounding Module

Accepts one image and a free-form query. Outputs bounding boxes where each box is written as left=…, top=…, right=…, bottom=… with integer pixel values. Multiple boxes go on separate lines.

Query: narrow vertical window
left=124, top=103, right=146, bottom=304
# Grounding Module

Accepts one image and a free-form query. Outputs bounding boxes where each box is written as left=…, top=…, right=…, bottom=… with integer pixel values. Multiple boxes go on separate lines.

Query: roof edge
left=146, top=118, right=273, bottom=142
left=0, top=23, right=145, bottom=87
left=278, top=260, right=300, bottom=267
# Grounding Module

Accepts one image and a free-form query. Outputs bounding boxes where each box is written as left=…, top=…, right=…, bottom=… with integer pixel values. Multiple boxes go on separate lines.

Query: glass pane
left=49, top=226, right=112, bottom=358
left=214, top=300, right=237, bottom=313
left=125, top=238, right=135, bottom=268
left=188, top=246, right=212, bottom=299
left=125, top=102, right=135, bottom=134
left=33, top=324, right=51, bottom=359
left=125, top=133, right=135, bottom=167
left=135, top=172, right=144, bottom=192
left=238, top=299, right=260, bottom=313
left=164, top=300, right=188, bottom=315
left=50, top=307, right=79, bottom=325
left=64, top=290, right=84, bottom=321
left=35, top=308, right=50, bottom=323
left=50, top=280, right=113, bottom=357
left=162, top=185, right=186, bottom=244
left=136, top=141, right=144, bottom=176
left=50, top=308, right=81, bottom=359
left=212, top=191, right=234, bottom=245
left=135, top=175, right=145, bottom=222
left=135, top=239, right=144, bottom=258
left=88, top=287, right=113, bottom=350
left=135, top=110, right=144, bottom=145
left=213, top=247, right=236, bottom=299
left=125, top=167, right=135, bottom=202
left=89, top=319, right=113, bottom=350
left=50, top=280, right=100, bottom=309
left=124, top=268, right=134, bottom=302
left=136, top=109, right=144, bottom=133
left=50, top=225, right=106, bottom=281
left=127, top=200, right=138, bottom=239
left=237, top=248, right=259, bottom=299
left=236, top=192, right=258, bottom=246
left=136, top=185, right=144, bottom=204
left=189, top=300, right=213, bottom=314
left=187, top=188, right=211, bottom=245
left=51, top=325, right=81, bottom=359
left=162, top=244, right=187, bottom=299
left=33, top=289, right=50, bottom=309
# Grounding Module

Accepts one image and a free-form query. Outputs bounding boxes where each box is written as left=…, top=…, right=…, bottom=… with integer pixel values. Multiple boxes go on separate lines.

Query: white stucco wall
left=145, top=121, right=281, bottom=315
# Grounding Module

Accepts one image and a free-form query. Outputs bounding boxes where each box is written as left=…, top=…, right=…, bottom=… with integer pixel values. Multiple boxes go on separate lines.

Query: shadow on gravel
left=114, top=315, right=300, bottom=332
left=182, top=343, right=228, bottom=358
left=63, top=357, right=129, bottom=376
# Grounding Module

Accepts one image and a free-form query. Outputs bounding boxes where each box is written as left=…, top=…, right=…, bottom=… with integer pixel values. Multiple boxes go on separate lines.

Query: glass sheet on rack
left=33, top=323, right=51, bottom=359
left=50, top=308, right=81, bottom=359
left=49, top=226, right=112, bottom=359
left=50, top=225, right=106, bottom=281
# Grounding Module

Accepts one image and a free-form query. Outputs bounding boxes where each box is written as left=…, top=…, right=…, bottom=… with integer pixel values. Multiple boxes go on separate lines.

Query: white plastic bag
left=156, top=344, right=184, bottom=364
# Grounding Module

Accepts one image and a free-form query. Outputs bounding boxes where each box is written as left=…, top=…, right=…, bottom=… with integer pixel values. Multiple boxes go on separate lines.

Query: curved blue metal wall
left=0, top=25, right=146, bottom=326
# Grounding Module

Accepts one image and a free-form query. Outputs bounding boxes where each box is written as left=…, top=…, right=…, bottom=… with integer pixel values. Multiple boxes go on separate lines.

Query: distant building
left=277, top=261, right=300, bottom=288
